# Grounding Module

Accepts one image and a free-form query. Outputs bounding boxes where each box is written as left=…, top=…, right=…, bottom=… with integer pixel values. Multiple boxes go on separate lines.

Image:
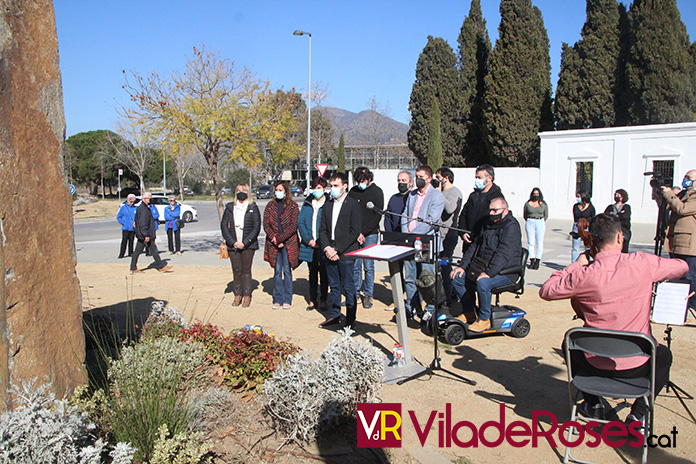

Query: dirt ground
left=73, top=198, right=121, bottom=220
left=77, top=262, right=696, bottom=464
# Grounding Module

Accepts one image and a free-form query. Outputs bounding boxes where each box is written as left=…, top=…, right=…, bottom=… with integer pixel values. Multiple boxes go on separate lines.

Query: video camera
left=644, top=171, right=673, bottom=200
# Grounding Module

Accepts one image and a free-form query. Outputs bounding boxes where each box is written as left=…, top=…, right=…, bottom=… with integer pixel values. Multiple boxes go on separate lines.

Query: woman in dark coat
left=604, top=188, right=631, bottom=253
left=263, top=181, right=300, bottom=309
left=221, top=183, right=261, bottom=307
left=298, top=177, right=329, bottom=311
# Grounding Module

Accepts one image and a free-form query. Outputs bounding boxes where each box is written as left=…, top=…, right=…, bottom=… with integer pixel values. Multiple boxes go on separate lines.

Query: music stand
left=652, top=279, right=695, bottom=423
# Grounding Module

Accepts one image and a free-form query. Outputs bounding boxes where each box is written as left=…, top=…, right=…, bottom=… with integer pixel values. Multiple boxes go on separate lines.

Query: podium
left=345, top=243, right=427, bottom=384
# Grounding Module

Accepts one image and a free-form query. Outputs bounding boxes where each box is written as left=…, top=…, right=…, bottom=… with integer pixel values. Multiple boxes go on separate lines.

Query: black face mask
left=397, top=182, right=409, bottom=194
left=531, top=194, right=539, bottom=201
left=237, top=192, right=248, bottom=202
left=415, top=177, right=427, bottom=189
left=490, top=213, right=503, bottom=223
left=614, top=195, right=621, bottom=203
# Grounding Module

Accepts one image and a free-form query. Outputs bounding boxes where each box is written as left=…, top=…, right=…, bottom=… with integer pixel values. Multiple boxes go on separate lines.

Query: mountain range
left=319, top=107, right=409, bottom=146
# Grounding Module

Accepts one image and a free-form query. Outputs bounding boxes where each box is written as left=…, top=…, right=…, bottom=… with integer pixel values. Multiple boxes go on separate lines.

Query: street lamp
left=294, top=30, right=311, bottom=191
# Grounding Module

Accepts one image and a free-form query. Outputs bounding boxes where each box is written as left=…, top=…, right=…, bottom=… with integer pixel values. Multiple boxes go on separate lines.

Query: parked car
left=135, top=195, right=198, bottom=223
left=256, top=185, right=272, bottom=199
left=220, top=187, right=232, bottom=194
left=290, top=185, right=303, bottom=197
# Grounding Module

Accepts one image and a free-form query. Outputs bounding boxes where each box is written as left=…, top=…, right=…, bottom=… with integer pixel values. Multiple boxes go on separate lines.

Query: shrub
left=140, top=302, right=188, bottom=342
left=181, top=322, right=298, bottom=392
left=150, top=424, right=214, bottom=464
left=263, top=328, right=384, bottom=442
left=0, top=378, right=135, bottom=464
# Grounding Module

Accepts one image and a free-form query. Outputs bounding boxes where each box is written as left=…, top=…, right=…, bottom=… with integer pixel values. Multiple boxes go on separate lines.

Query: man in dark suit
left=130, top=192, right=173, bottom=274
left=319, top=172, right=362, bottom=329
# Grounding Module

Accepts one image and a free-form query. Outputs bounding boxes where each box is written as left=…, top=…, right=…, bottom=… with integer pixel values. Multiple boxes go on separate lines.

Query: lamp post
left=294, top=30, right=311, bottom=191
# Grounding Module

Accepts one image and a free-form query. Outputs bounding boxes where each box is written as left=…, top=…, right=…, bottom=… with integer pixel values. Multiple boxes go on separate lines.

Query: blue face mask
left=683, top=177, right=693, bottom=189
left=474, top=178, right=486, bottom=190
left=312, top=189, right=325, bottom=199
left=358, top=182, right=368, bottom=190
left=275, top=191, right=285, bottom=200
left=576, top=197, right=582, bottom=204
left=331, top=187, right=343, bottom=199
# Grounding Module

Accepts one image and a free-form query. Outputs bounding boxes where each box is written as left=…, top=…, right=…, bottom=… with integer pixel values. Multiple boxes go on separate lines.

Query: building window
left=575, top=161, right=593, bottom=197
left=652, top=160, right=675, bottom=187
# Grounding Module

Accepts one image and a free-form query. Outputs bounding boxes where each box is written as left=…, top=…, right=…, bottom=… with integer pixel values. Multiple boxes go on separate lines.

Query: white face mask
left=331, top=186, right=343, bottom=199
left=474, top=178, right=486, bottom=190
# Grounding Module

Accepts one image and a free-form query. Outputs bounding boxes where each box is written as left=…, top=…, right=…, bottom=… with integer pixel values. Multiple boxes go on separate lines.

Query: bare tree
left=171, top=146, right=203, bottom=201
left=365, top=96, right=392, bottom=168
left=106, top=120, right=157, bottom=193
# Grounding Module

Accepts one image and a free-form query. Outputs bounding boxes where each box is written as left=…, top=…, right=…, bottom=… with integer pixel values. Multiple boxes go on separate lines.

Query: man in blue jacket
left=116, top=194, right=137, bottom=258
left=400, top=165, right=444, bottom=318
left=450, top=197, right=521, bottom=332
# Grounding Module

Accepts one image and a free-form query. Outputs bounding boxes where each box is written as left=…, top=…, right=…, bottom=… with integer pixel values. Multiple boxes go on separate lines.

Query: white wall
left=539, top=122, right=696, bottom=222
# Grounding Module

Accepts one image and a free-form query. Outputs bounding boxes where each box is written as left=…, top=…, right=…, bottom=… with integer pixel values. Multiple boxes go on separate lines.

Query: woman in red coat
left=263, top=181, right=300, bottom=309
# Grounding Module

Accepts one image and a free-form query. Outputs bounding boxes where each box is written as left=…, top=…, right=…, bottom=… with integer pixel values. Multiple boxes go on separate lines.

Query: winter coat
left=263, top=199, right=300, bottom=270
left=117, top=202, right=137, bottom=231
left=221, top=201, right=261, bottom=251
left=150, top=204, right=160, bottom=230
left=665, top=188, right=696, bottom=256
left=134, top=202, right=157, bottom=242
left=164, top=204, right=181, bottom=231
left=458, top=183, right=504, bottom=240
left=460, top=211, right=522, bottom=279
left=298, top=197, right=324, bottom=262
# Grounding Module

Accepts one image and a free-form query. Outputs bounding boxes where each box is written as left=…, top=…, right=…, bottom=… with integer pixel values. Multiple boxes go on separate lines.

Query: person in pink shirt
left=540, top=214, right=688, bottom=423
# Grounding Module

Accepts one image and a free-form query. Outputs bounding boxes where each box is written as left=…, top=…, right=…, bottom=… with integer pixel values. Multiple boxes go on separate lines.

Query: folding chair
left=563, top=327, right=656, bottom=464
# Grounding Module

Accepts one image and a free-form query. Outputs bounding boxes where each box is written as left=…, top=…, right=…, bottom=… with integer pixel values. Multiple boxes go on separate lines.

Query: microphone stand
left=370, top=204, right=476, bottom=386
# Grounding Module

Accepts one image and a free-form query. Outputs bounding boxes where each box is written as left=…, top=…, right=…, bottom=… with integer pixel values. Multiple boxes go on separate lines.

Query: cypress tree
left=337, top=133, right=346, bottom=173
left=625, top=0, right=696, bottom=125
left=457, top=0, right=492, bottom=166
left=482, top=0, right=552, bottom=166
left=408, top=36, right=462, bottom=166
left=428, top=97, right=443, bottom=170
left=556, top=0, right=622, bottom=129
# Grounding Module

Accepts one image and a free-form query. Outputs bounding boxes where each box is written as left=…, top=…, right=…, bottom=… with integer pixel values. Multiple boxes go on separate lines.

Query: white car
left=135, top=195, right=198, bottom=223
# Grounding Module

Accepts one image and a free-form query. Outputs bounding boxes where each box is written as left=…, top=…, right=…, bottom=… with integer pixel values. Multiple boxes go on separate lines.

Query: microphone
left=366, top=202, right=384, bottom=215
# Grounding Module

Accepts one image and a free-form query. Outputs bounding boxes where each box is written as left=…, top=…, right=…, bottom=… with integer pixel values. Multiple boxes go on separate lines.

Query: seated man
left=450, top=197, right=521, bottom=332
left=540, top=214, right=688, bottom=423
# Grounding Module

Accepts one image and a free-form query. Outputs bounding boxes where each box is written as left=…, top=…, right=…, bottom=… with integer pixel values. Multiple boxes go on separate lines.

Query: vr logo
left=357, top=403, right=402, bottom=448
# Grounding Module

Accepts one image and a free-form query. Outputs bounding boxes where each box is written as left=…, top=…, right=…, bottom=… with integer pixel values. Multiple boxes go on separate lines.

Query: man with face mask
left=384, top=170, right=413, bottom=232
left=660, top=169, right=696, bottom=310
left=458, top=164, right=503, bottom=252
left=449, top=197, right=521, bottom=332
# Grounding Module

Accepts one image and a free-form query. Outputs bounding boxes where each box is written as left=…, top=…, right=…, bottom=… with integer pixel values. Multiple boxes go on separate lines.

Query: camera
left=644, top=171, right=673, bottom=189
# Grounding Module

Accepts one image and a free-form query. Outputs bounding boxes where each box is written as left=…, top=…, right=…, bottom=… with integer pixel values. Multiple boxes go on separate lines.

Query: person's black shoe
left=344, top=320, right=355, bottom=330
left=625, top=413, right=648, bottom=434
left=318, top=317, right=341, bottom=328
left=118, top=255, right=124, bottom=259
left=363, top=296, right=373, bottom=309
left=577, top=400, right=605, bottom=420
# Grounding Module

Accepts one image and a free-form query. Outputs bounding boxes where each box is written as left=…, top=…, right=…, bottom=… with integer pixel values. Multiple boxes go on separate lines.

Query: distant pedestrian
left=116, top=194, right=137, bottom=258
left=523, top=187, right=548, bottom=269
left=221, top=184, right=261, bottom=307
left=164, top=196, right=182, bottom=255
left=604, top=189, right=631, bottom=253
left=299, top=177, right=329, bottom=311
left=130, top=192, right=172, bottom=274
left=571, top=190, right=595, bottom=262
left=263, top=181, right=300, bottom=309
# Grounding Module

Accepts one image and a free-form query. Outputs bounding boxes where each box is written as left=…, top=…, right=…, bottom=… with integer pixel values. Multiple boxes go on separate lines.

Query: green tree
left=408, top=36, right=462, bottom=166
left=624, top=0, right=696, bottom=125
left=66, top=130, right=122, bottom=195
left=457, top=0, right=492, bottom=166
left=226, top=168, right=250, bottom=191
left=482, top=0, right=552, bottom=166
left=336, top=133, right=346, bottom=173
left=556, top=0, right=622, bottom=130
left=427, top=98, right=443, bottom=170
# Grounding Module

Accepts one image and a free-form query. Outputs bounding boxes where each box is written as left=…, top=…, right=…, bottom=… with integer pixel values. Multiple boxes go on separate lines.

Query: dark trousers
left=568, top=343, right=672, bottom=415
left=229, top=249, right=255, bottom=296
left=440, top=234, right=459, bottom=302
left=326, top=257, right=357, bottom=324
left=166, top=228, right=181, bottom=252
left=130, top=239, right=164, bottom=271
left=308, top=248, right=328, bottom=304
left=119, top=230, right=135, bottom=258
left=671, top=253, right=696, bottom=309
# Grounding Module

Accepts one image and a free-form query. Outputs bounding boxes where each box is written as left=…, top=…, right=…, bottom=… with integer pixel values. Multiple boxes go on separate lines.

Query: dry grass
left=73, top=199, right=122, bottom=220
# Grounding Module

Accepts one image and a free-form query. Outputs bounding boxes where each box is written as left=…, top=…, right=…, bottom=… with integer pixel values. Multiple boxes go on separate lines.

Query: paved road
left=74, top=200, right=661, bottom=288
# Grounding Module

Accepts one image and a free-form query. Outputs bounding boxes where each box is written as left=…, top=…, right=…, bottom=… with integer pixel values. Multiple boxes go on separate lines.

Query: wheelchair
left=418, top=248, right=531, bottom=345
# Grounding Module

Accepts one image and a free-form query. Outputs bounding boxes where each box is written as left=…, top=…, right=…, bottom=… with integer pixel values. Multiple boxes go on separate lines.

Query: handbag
left=176, top=219, right=185, bottom=229
left=220, top=242, right=229, bottom=259
left=466, top=255, right=489, bottom=281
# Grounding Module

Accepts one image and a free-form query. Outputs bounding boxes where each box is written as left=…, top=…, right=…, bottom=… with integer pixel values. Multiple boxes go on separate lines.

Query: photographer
left=660, top=169, right=696, bottom=310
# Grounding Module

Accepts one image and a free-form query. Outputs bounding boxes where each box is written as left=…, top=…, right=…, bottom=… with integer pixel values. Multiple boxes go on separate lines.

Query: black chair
left=491, top=247, right=529, bottom=305
left=563, top=327, right=656, bottom=464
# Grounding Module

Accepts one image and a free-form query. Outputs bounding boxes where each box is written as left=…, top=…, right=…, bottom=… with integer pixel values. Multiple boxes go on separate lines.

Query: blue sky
left=54, top=1, right=696, bottom=137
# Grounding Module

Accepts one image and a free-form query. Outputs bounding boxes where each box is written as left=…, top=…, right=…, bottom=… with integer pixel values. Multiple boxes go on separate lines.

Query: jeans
left=451, top=273, right=514, bottom=321
left=308, top=248, right=328, bottom=304
left=273, top=247, right=293, bottom=305
left=354, top=233, right=378, bottom=297
left=525, top=218, right=545, bottom=260
left=230, top=249, right=255, bottom=296
left=571, top=222, right=583, bottom=263
left=403, top=260, right=434, bottom=314
left=130, top=239, right=164, bottom=271
left=166, top=228, right=181, bottom=252
left=671, top=253, right=696, bottom=310
left=326, top=258, right=357, bottom=324
left=440, top=234, right=459, bottom=302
